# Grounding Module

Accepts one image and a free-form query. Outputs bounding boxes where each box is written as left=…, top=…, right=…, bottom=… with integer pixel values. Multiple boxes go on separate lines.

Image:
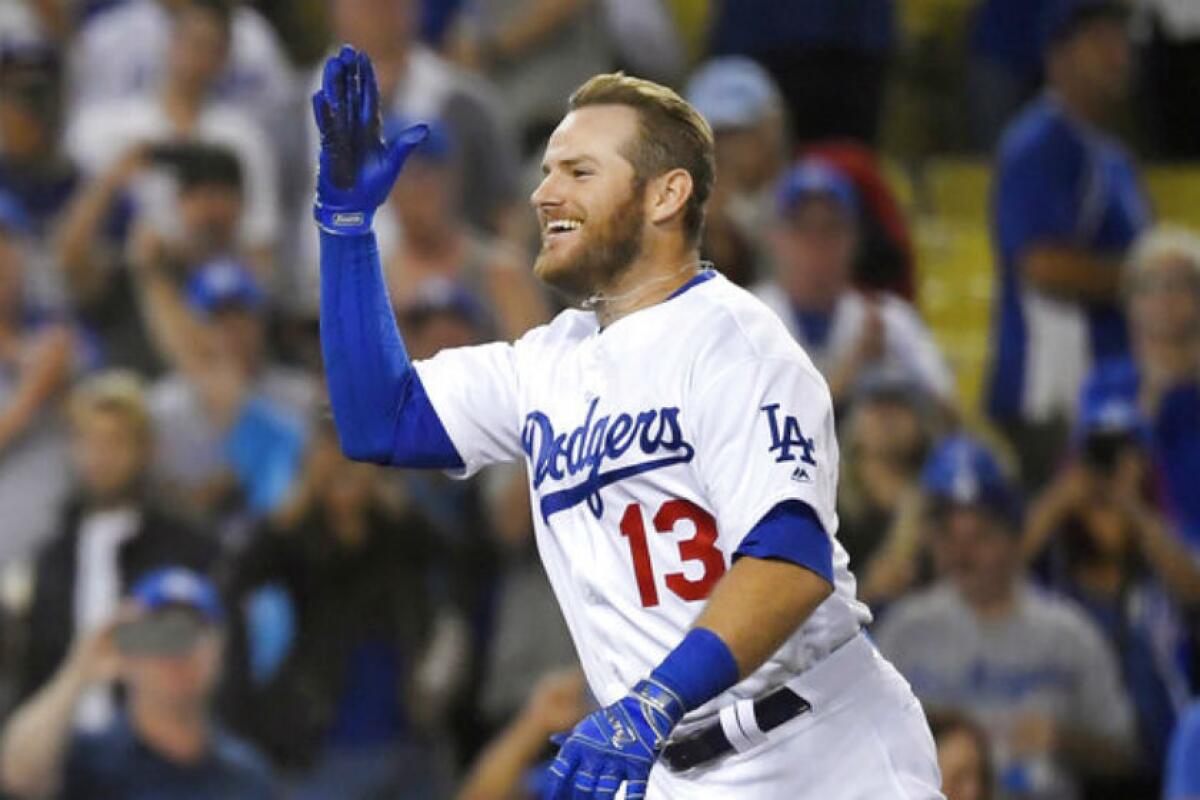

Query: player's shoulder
left=679, top=272, right=826, bottom=384
left=683, top=272, right=810, bottom=359
left=512, top=306, right=595, bottom=351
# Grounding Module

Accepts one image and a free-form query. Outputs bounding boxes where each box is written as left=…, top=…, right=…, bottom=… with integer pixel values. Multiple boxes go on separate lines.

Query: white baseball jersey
left=415, top=270, right=872, bottom=724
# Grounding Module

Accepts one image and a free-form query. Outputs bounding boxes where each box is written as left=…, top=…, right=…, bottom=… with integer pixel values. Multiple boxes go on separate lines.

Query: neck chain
left=581, top=260, right=711, bottom=313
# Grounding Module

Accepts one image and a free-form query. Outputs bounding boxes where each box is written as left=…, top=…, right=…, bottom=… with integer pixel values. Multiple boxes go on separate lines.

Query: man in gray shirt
left=875, top=435, right=1137, bottom=799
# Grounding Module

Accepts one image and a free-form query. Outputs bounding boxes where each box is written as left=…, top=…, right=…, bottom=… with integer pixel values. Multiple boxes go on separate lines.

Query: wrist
left=647, top=627, right=740, bottom=717
left=314, top=202, right=376, bottom=237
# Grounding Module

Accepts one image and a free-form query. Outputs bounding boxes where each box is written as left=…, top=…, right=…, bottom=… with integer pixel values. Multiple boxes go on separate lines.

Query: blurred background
left=0, top=0, right=1196, bottom=798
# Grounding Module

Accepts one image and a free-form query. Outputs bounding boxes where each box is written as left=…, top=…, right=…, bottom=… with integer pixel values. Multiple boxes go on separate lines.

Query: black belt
left=661, top=686, right=812, bottom=772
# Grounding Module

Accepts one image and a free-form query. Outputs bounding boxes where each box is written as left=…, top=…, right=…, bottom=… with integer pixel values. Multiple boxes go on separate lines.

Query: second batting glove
left=544, top=678, right=685, bottom=800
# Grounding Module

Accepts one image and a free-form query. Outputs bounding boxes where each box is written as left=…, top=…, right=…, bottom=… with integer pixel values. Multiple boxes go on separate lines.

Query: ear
left=646, top=168, right=694, bottom=229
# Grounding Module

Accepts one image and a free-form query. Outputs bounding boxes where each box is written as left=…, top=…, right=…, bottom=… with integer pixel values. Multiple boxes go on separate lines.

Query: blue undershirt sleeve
left=733, top=499, right=834, bottom=587
left=319, top=230, right=463, bottom=469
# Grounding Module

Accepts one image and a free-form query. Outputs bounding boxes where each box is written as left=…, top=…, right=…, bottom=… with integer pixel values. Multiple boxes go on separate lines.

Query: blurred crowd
left=0, top=0, right=1195, bottom=799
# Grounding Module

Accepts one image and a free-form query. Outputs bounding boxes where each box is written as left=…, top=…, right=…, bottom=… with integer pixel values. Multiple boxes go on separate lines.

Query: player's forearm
left=318, top=230, right=463, bottom=468
left=693, top=557, right=832, bottom=677
left=319, top=230, right=416, bottom=463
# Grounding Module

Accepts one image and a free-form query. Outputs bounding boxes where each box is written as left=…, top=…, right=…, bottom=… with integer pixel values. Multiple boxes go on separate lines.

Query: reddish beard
left=535, top=180, right=647, bottom=304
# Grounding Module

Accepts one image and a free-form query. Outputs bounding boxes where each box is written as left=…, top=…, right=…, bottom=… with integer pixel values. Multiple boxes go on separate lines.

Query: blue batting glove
left=544, top=678, right=685, bottom=800
left=312, top=45, right=429, bottom=236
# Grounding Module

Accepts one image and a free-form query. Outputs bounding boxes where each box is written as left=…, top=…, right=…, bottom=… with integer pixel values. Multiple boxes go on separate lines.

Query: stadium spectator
left=292, top=0, right=524, bottom=313
left=986, top=0, right=1149, bottom=491
left=456, top=668, right=588, bottom=800
left=875, top=435, right=1138, bottom=799
left=0, top=195, right=74, bottom=563
left=65, top=0, right=281, bottom=269
left=67, top=0, right=294, bottom=137
left=1166, top=701, right=1200, bottom=800
left=384, top=120, right=548, bottom=341
left=1120, top=225, right=1200, bottom=554
left=0, top=567, right=275, bottom=799
left=18, top=372, right=217, bottom=728
left=444, top=0, right=613, bottom=157
left=803, top=140, right=917, bottom=301
left=394, top=288, right=540, bottom=763
left=707, top=0, right=894, bottom=147
left=134, top=256, right=311, bottom=520
left=57, top=142, right=249, bottom=373
left=755, top=159, right=954, bottom=408
left=929, top=710, right=993, bottom=800
left=0, top=44, right=79, bottom=309
left=229, top=421, right=457, bottom=798
left=685, top=56, right=788, bottom=287
left=837, top=373, right=937, bottom=574
left=966, top=0, right=1052, bottom=151
left=1021, top=376, right=1199, bottom=783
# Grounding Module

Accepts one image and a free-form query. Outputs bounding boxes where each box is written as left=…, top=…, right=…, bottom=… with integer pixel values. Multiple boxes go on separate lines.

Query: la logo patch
left=761, top=403, right=817, bottom=466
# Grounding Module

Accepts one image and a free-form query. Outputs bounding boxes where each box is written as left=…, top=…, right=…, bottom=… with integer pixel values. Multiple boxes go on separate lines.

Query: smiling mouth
left=545, top=219, right=583, bottom=238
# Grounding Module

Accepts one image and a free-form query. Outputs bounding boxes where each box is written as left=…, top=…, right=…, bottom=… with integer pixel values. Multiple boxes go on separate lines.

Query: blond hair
left=68, top=370, right=153, bottom=446
left=569, top=72, right=715, bottom=246
left=1127, top=224, right=1200, bottom=284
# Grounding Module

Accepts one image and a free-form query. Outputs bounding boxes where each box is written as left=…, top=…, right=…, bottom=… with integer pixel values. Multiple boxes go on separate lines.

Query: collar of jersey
left=593, top=267, right=718, bottom=335
left=666, top=267, right=718, bottom=300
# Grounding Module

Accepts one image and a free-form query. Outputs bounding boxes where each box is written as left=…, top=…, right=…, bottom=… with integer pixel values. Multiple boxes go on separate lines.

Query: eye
left=572, top=168, right=592, bottom=179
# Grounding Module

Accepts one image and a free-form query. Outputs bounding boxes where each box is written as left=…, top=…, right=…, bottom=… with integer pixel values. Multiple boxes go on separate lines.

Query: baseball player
left=314, top=46, right=943, bottom=799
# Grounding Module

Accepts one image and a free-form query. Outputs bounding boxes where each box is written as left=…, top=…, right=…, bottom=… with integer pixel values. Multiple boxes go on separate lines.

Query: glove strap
left=631, top=678, right=687, bottom=743
left=314, top=200, right=375, bottom=237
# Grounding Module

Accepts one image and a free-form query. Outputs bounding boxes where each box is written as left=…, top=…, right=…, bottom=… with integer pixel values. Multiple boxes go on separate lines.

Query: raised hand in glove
left=544, top=677, right=686, bottom=800
left=312, top=45, right=428, bottom=236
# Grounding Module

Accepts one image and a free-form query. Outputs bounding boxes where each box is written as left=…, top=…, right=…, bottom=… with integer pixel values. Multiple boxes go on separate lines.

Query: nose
left=530, top=171, right=561, bottom=211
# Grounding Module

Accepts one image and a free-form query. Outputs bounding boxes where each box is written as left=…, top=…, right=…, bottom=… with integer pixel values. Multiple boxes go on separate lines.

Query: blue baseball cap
left=1077, top=361, right=1148, bottom=441
left=776, top=159, right=859, bottom=217
left=921, top=435, right=1021, bottom=524
left=130, top=567, right=223, bottom=622
left=686, top=56, right=782, bottom=132
left=400, top=277, right=485, bottom=329
left=186, top=257, right=265, bottom=315
left=1041, top=0, right=1128, bottom=52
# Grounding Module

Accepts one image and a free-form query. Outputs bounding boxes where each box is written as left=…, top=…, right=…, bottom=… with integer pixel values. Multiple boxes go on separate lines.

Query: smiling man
left=313, top=47, right=942, bottom=799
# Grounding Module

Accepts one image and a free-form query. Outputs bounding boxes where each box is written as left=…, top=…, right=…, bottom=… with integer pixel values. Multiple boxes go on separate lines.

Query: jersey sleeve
left=414, top=342, right=524, bottom=477
left=690, top=355, right=839, bottom=556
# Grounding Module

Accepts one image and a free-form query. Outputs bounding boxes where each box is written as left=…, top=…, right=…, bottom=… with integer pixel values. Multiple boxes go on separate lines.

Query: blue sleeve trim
left=319, top=230, right=463, bottom=469
left=734, top=500, right=834, bottom=586
left=391, top=370, right=466, bottom=468
left=650, top=627, right=740, bottom=712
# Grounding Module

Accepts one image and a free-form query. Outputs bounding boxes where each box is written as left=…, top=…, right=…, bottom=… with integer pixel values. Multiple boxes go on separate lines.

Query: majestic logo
left=522, top=397, right=695, bottom=521
left=761, top=403, right=817, bottom=466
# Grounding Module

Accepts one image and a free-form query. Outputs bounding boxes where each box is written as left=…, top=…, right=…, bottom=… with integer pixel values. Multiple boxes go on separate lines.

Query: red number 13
left=618, top=499, right=726, bottom=607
